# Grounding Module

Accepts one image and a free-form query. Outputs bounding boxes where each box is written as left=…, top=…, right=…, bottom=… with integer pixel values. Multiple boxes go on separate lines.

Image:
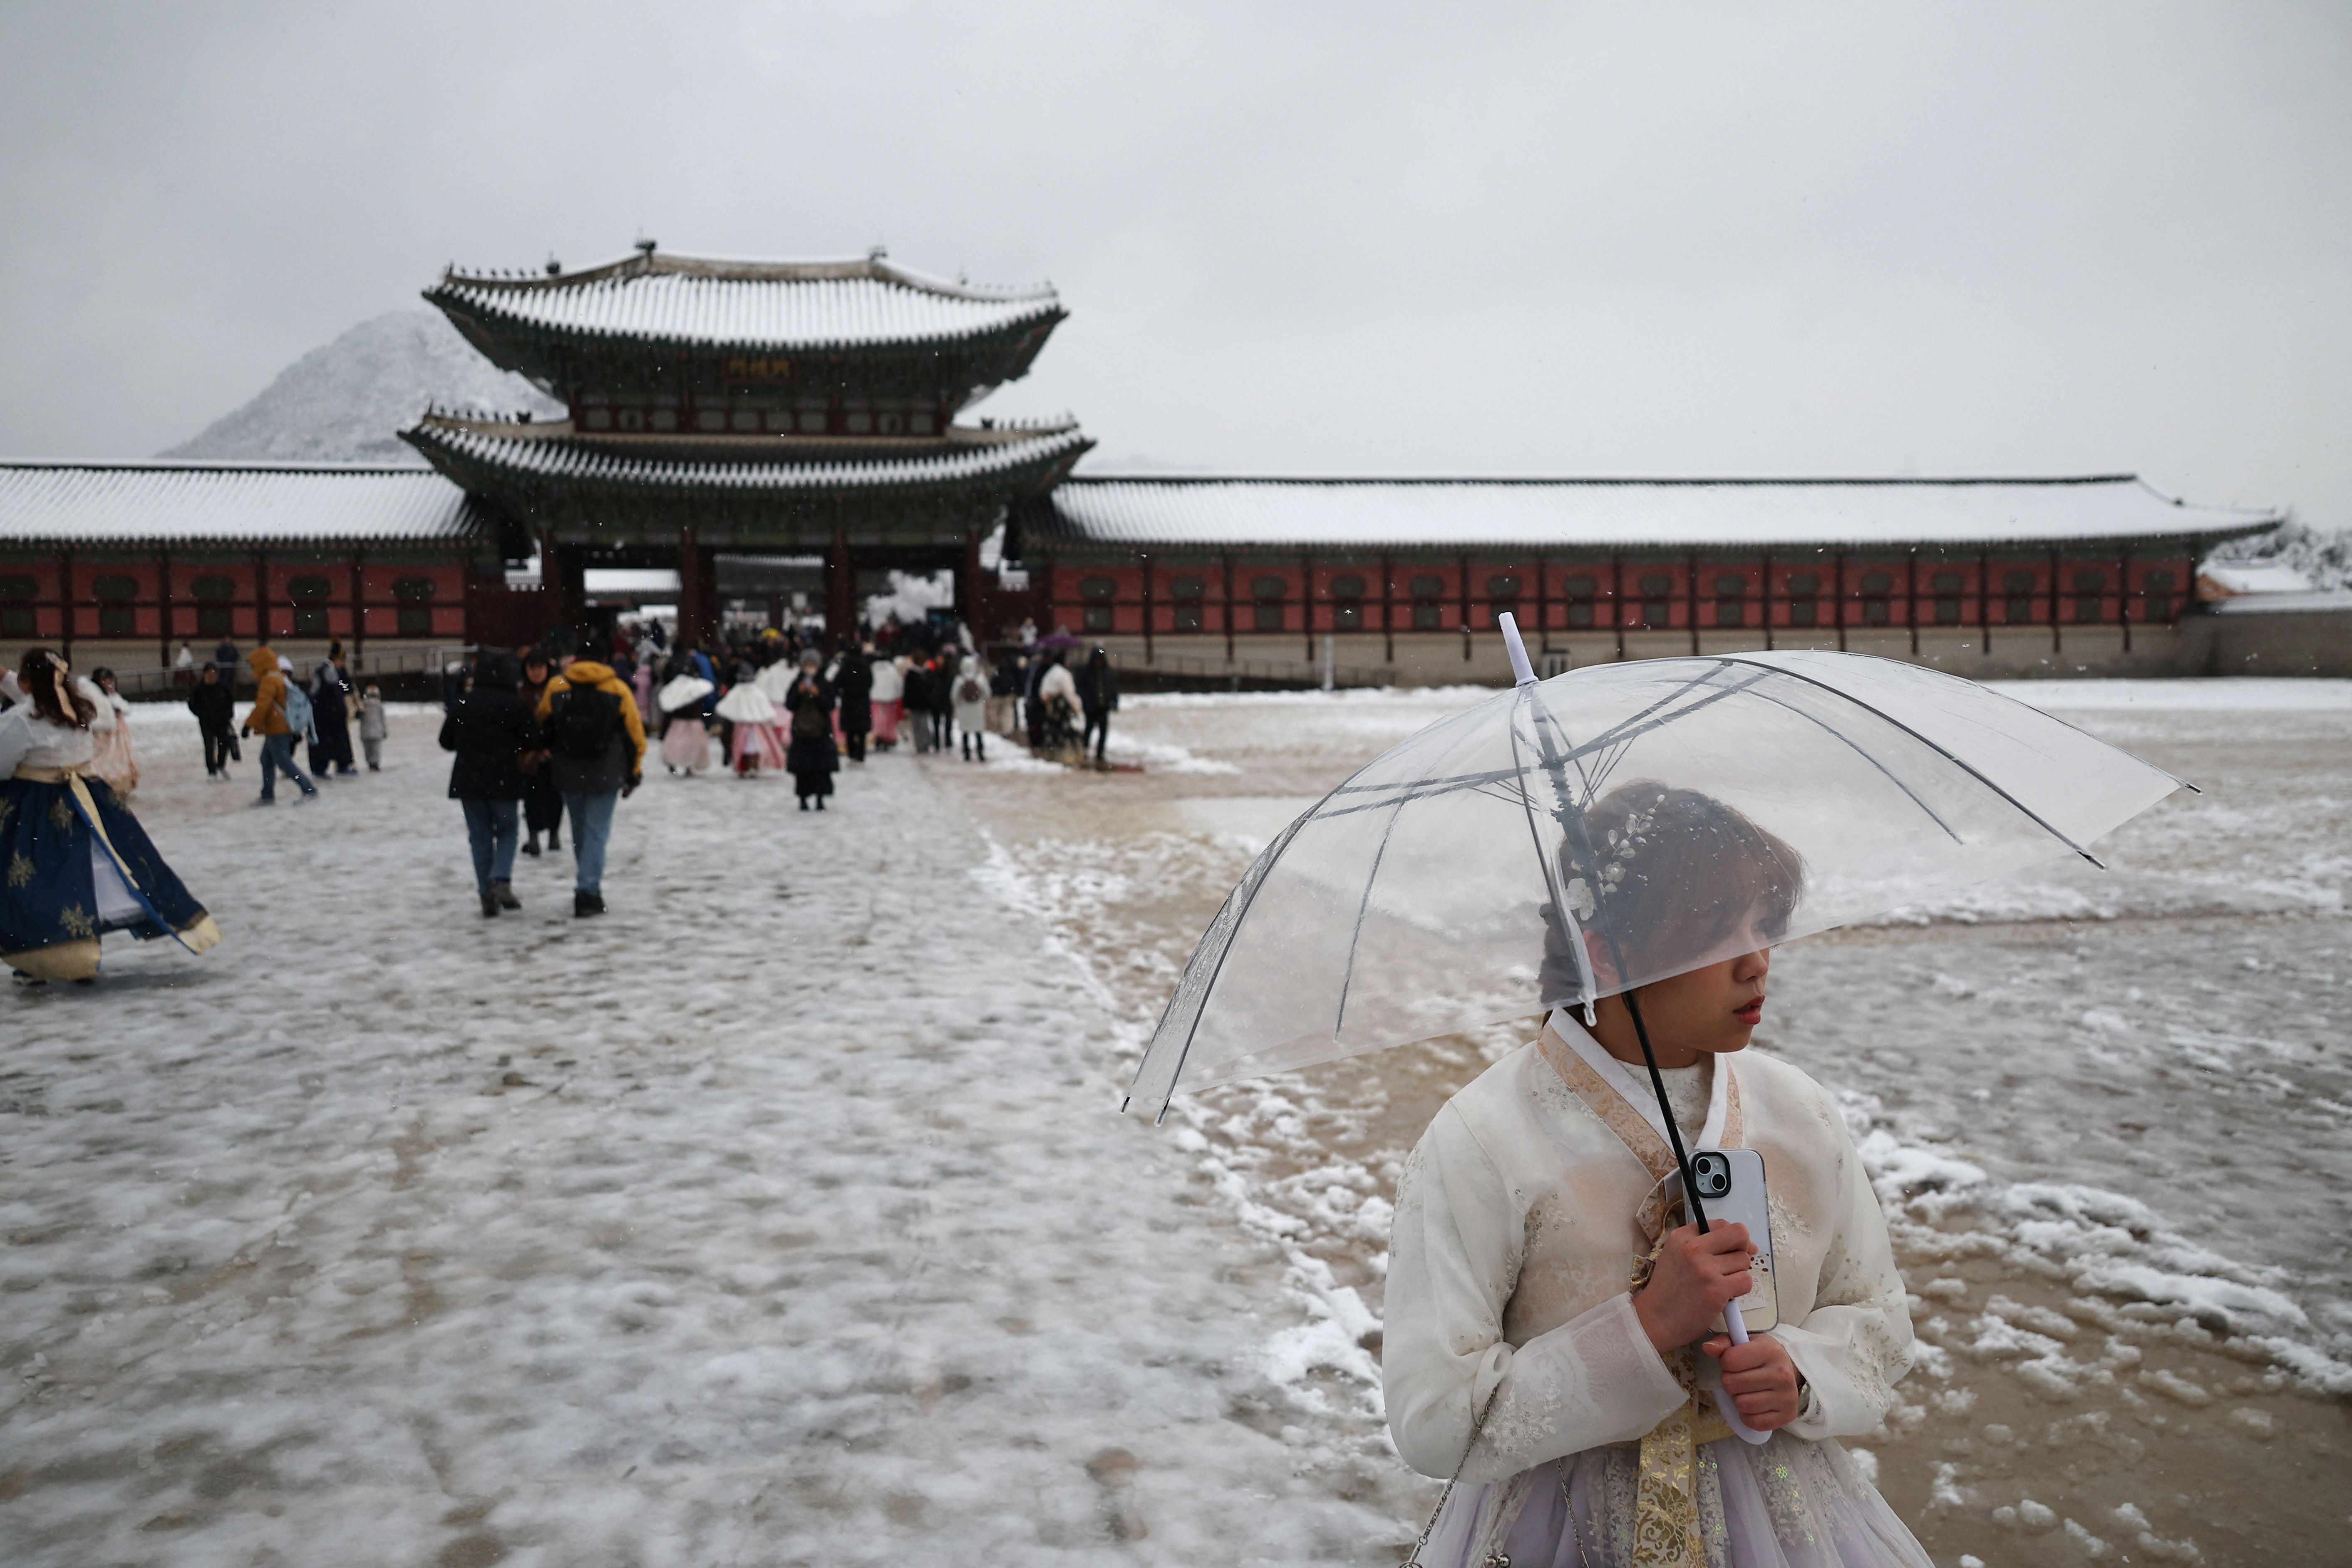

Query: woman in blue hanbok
left=0, top=650, right=221, bottom=983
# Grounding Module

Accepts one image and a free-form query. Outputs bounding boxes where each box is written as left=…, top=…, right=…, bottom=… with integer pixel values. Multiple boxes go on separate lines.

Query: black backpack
left=546, top=685, right=621, bottom=761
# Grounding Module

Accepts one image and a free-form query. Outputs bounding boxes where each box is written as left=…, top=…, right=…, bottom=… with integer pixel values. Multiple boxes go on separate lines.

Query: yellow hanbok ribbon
left=1538, top=1023, right=1744, bottom=1568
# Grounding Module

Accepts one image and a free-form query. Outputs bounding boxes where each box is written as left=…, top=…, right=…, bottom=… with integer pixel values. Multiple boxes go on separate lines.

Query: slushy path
left=0, top=713, right=1392, bottom=1567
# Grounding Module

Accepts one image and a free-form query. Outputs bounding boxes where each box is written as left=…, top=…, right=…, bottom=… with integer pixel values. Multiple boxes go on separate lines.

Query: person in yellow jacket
left=241, top=644, right=317, bottom=805
left=533, top=657, right=645, bottom=917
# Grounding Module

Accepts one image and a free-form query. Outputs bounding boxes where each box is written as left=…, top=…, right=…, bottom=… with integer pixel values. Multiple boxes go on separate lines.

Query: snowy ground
left=4, top=681, right=2348, bottom=1567
left=0, top=709, right=1402, bottom=1566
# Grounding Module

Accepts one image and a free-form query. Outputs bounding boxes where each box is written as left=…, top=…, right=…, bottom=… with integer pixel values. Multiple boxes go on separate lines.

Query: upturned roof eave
left=422, top=287, right=1067, bottom=361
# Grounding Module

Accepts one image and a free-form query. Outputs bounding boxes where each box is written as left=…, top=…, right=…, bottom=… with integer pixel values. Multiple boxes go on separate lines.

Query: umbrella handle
left=1717, top=1300, right=1771, bottom=1445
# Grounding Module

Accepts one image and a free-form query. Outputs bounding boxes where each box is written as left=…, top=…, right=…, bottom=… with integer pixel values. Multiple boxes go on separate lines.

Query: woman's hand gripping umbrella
left=1124, top=616, right=2190, bottom=1562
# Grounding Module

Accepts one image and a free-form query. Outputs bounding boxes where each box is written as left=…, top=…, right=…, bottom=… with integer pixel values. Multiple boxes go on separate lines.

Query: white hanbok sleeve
left=1384, top=1104, right=1686, bottom=1482
left=1776, top=1111, right=1916, bottom=1441
left=0, top=705, right=33, bottom=778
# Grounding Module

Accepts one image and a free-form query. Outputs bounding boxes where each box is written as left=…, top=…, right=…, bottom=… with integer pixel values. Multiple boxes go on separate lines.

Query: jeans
left=1084, top=711, right=1109, bottom=760
left=561, top=789, right=619, bottom=896
left=259, top=733, right=315, bottom=800
left=460, top=798, right=519, bottom=897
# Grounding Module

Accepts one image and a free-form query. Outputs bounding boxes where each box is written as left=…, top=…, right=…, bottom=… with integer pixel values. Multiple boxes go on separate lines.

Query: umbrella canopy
left=713, top=683, right=778, bottom=724
left=1126, top=637, right=2184, bottom=1119
left=657, top=675, right=715, bottom=714
left=1035, top=630, right=1081, bottom=650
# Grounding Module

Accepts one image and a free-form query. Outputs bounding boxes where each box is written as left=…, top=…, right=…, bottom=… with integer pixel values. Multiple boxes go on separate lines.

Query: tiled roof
left=403, top=421, right=1093, bottom=492
left=1037, top=476, right=2281, bottom=551
left=0, top=461, right=484, bottom=545
left=430, top=251, right=1063, bottom=352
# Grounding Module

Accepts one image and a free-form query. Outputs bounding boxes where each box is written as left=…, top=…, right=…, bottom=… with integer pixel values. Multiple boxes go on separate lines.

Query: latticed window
left=1563, top=574, right=1598, bottom=629
left=2142, top=568, right=2176, bottom=622
left=192, top=574, right=235, bottom=638
left=1637, top=573, right=1675, bottom=629
left=93, top=573, right=139, bottom=637
left=1169, top=576, right=1205, bottom=631
left=290, top=574, right=332, bottom=636
left=393, top=576, right=436, bottom=636
left=1713, top=573, right=1747, bottom=628
left=1330, top=574, right=1366, bottom=630
left=0, top=574, right=35, bottom=638
left=2072, top=569, right=2106, bottom=624
left=1408, top=573, right=1444, bottom=630
left=1931, top=571, right=1966, bottom=625
left=1251, top=575, right=1288, bottom=632
left=1081, top=575, right=1116, bottom=633
left=1859, top=571, right=1894, bottom=626
left=2002, top=570, right=2039, bottom=624
left=1785, top=573, right=1821, bottom=627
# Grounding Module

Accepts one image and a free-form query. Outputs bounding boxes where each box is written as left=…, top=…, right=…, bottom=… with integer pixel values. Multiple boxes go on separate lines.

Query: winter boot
left=492, top=882, right=521, bottom=910
left=548, top=829, right=561, bottom=852
left=522, top=834, right=540, bottom=857
left=573, top=890, right=605, bottom=918
left=480, top=893, right=501, bottom=918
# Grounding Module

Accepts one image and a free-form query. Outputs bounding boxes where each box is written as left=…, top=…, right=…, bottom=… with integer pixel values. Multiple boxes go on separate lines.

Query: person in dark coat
left=1079, top=646, right=1120, bottom=764
left=516, top=647, right=563, bottom=858
left=783, top=651, right=838, bottom=810
left=308, top=650, right=357, bottom=777
left=438, top=652, right=536, bottom=918
left=186, top=662, right=238, bottom=779
left=833, top=643, right=873, bottom=763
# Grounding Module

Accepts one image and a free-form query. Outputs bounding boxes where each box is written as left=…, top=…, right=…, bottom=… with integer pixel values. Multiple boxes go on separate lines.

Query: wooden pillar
left=1140, top=552, right=1155, bottom=665
left=253, top=550, right=271, bottom=653
left=1761, top=551, right=1774, bottom=651
left=1221, top=551, right=1236, bottom=663
left=57, top=550, right=75, bottom=663
left=1458, top=552, right=1472, bottom=662
left=1611, top=552, right=1626, bottom=662
left=1686, top=552, right=1701, bottom=657
left=1906, top=549, right=1920, bottom=657
left=2049, top=547, right=2063, bottom=655
left=1300, top=550, right=1314, bottom=663
left=348, top=551, right=366, bottom=663
left=156, top=549, right=175, bottom=667
left=1833, top=551, right=1847, bottom=653
left=1533, top=551, right=1550, bottom=651
left=2119, top=547, right=2133, bottom=653
left=1380, top=553, right=1396, bottom=664
left=1978, top=549, right=1992, bottom=654
left=825, top=529, right=854, bottom=654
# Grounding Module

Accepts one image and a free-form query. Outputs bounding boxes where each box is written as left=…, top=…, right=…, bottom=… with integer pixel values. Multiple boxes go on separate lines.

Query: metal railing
left=108, top=645, right=475, bottom=702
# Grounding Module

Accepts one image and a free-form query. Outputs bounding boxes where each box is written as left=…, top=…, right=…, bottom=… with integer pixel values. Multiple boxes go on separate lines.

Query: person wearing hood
left=952, top=655, right=991, bottom=762
left=1079, top=647, right=1120, bottom=765
left=241, top=645, right=318, bottom=804
left=187, top=662, right=238, bottom=779
left=783, top=649, right=839, bottom=809
left=0, top=649, right=222, bottom=983
left=357, top=683, right=387, bottom=771
left=308, top=647, right=357, bottom=777
left=439, top=652, right=536, bottom=918
left=535, top=654, right=646, bottom=918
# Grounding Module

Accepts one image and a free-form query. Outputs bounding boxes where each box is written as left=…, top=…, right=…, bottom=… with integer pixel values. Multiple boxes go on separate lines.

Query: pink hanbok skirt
left=732, top=720, right=787, bottom=769
left=660, top=717, right=710, bottom=771
left=871, top=700, right=901, bottom=743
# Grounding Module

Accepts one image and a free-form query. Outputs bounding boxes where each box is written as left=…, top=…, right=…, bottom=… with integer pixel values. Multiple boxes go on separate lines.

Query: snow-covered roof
left=0, top=461, right=483, bottom=546
left=1037, top=475, right=2280, bottom=552
left=403, top=422, right=1093, bottom=492
left=429, top=251, right=1063, bottom=352
left=2196, top=561, right=2312, bottom=596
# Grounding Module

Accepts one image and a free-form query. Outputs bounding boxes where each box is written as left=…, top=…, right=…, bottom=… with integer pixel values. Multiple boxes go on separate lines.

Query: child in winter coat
left=357, top=685, right=387, bottom=771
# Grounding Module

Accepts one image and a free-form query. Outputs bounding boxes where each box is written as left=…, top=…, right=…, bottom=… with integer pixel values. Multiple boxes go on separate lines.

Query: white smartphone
left=1677, top=1148, right=1778, bottom=1334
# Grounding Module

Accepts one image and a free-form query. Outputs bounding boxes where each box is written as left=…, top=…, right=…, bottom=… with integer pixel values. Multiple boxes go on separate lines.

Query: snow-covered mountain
left=159, top=310, right=561, bottom=465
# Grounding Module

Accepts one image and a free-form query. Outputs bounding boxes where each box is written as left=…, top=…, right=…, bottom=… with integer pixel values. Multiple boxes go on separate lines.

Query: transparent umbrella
left=1126, top=616, right=2187, bottom=1123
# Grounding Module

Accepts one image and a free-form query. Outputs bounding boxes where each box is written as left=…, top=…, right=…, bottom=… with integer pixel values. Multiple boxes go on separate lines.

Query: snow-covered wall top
left=0, top=462, right=480, bottom=545
left=1040, top=475, right=2281, bottom=551
left=432, top=253, right=1062, bottom=352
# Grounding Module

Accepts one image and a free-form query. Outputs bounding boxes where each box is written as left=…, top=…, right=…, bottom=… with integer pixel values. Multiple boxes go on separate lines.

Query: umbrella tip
left=1499, top=612, right=1537, bottom=687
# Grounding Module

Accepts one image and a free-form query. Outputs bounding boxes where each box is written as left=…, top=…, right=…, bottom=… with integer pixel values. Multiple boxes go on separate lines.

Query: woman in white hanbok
left=1384, top=787, right=1931, bottom=1568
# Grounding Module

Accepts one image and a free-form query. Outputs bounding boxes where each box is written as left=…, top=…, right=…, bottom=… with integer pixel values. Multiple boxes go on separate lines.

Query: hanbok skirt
left=1, top=770, right=221, bottom=981
left=89, top=723, right=139, bottom=796
left=787, top=730, right=837, bottom=797
left=871, top=699, right=901, bottom=743
left=1419, top=1432, right=1930, bottom=1568
left=732, top=720, right=787, bottom=769
left=660, top=717, right=711, bottom=771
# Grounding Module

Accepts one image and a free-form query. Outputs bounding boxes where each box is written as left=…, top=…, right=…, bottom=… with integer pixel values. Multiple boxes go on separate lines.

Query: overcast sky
left=2, top=2, right=2346, bottom=523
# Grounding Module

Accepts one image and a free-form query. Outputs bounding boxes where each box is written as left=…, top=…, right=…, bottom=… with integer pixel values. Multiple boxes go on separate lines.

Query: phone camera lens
left=1693, top=1154, right=1730, bottom=1197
